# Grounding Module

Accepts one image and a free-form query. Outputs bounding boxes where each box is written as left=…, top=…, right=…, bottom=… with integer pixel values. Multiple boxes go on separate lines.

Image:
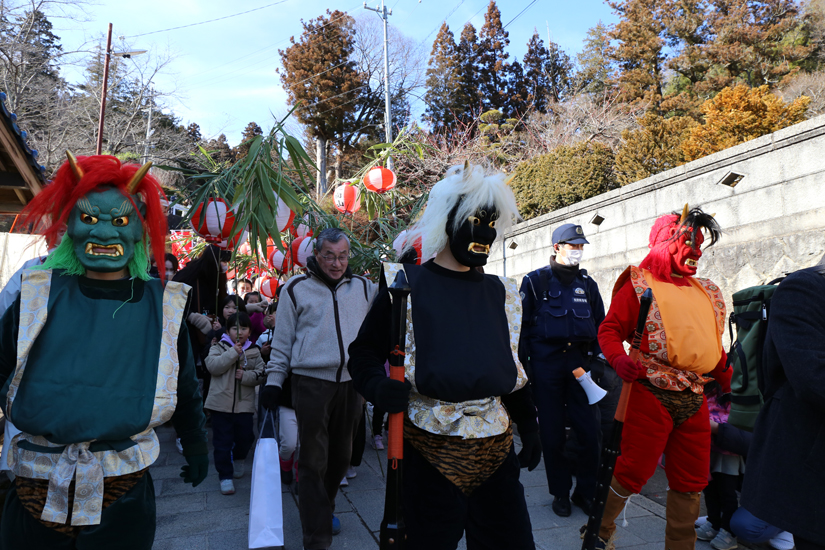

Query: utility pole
left=142, top=88, right=155, bottom=164
left=96, top=23, right=113, bottom=155
left=364, top=1, right=394, bottom=171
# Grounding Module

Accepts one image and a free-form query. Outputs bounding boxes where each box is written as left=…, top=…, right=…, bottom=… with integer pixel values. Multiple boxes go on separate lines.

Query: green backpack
left=725, top=277, right=784, bottom=431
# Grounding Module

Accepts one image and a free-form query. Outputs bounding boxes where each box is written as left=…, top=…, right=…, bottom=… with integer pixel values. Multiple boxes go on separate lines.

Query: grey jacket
left=266, top=260, right=376, bottom=388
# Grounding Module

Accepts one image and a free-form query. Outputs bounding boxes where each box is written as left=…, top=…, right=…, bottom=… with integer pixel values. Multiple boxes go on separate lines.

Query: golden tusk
left=66, top=151, right=84, bottom=182
left=126, top=161, right=153, bottom=194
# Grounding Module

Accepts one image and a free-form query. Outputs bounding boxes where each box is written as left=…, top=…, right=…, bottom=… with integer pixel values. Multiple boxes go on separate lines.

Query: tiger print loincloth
left=404, top=418, right=512, bottom=496
left=639, top=379, right=704, bottom=428
left=14, top=470, right=145, bottom=536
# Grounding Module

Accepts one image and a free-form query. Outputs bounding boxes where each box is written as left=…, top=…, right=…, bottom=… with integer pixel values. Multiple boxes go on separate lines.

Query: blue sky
left=52, top=0, right=619, bottom=146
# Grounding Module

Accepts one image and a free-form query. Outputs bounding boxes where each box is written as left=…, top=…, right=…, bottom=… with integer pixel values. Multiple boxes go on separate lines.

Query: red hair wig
left=22, top=155, right=168, bottom=281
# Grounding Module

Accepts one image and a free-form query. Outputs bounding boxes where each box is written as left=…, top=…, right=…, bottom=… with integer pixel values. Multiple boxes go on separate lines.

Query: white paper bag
left=248, top=410, right=283, bottom=548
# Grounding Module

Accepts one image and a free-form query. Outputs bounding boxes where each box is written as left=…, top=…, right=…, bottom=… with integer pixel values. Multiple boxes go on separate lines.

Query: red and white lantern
left=269, top=246, right=291, bottom=273
left=169, top=230, right=195, bottom=269
left=291, top=236, right=315, bottom=267
left=363, top=166, right=397, bottom=194
left=334, top=184, right=361, bottom=215
left=190, top=198, right=238, bottom=247
left=258, top=276, right=279, bottom=299
left=293, top=214, right=314, bottom=238
left=275, top=194, right=295, bottom=233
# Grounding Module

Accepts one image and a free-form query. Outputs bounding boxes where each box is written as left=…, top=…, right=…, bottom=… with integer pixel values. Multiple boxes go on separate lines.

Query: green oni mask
left=66, top=187, right=146, bottom=274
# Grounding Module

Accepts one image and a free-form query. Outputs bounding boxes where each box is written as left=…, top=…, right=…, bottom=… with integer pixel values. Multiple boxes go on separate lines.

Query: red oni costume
left=597, top=207, right=732, bottom=550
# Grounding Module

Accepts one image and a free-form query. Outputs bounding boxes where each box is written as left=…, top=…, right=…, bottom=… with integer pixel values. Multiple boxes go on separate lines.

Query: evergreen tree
left=477, top=1, right=511, bottom=114
left=608, top=0, right=667, bottom=108
left=522, top=32, right=550, bottom=112
left=279, top=10, right=362, bottom=192
left=235, top=122, right=264, bottom=159
left=204, top=134, right=236, bottom=166
left=186, top=123, right=203, bottom=144
left=702, top=0, right=812, bottom=90
left=545, top=40, right=574, bottom=104
left=424, top=23, right=464, bottom=132
left=575, top=22, right=615, bottom=94
left=457, top=22, right=481, bottom=119
left=507, top=60, right=529, bottom=116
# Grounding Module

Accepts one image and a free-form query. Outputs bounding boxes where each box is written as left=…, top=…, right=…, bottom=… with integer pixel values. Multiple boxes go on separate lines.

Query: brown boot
left=598, top=476, right=633, bottom=541
left=665, top=489, right=701, bottom=550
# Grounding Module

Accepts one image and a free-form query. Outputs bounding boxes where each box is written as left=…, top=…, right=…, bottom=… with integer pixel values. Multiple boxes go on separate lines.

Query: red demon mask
left=639, top=205, right=721, bottom=285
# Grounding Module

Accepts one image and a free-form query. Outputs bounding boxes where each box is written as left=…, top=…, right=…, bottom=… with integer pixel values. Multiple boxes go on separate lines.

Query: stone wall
left=487, top=114, right=825, bottom=330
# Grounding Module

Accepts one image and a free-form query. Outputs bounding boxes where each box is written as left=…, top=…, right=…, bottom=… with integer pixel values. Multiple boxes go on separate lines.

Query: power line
left=503, top=0, right=539, bottom=29
left=183, top=5, right=362, bottom=89
left=125, top=0, right=292, bottom=38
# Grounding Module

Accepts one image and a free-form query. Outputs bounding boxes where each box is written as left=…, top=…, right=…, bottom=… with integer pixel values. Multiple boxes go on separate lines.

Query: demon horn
left=462, top=160, right=471, bottom=180
left=679, top=203, right=689, bottom=225
left=66, top=151, right=84, bottom=182
left=126, top=161, right=153, bottom=194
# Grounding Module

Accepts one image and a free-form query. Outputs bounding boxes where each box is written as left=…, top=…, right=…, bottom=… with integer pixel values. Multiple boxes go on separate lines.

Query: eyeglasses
left=319, top=253, right=350, bottom=264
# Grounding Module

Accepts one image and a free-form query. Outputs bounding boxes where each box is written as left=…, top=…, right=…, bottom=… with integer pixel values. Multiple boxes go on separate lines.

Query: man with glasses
left=260, top=228, right=376, bottom=550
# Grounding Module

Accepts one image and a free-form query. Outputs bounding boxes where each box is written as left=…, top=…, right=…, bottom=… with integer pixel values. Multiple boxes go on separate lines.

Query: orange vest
left=623, top=266, right=726, bottom=394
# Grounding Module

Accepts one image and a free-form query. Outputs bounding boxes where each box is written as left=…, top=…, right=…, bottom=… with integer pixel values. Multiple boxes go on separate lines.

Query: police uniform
left=518, top=224, right=605, bottom=515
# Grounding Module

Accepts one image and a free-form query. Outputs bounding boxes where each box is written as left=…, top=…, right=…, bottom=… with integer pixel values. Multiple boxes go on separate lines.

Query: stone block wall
left=488, top=114, right=825, bottom=336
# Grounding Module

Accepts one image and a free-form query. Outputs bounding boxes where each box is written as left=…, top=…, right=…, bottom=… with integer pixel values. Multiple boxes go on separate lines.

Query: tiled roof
left=0, top=91, right=47, bottom=183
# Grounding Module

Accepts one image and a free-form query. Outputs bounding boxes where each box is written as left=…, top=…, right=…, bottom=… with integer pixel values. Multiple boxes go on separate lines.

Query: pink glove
left=613, top=355, right=644, bottom=383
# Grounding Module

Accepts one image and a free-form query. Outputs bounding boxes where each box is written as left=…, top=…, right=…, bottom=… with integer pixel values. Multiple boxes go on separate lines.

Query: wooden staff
left=581, top=288, right=653, bottom=550
left=380, top=270, right=411, bottom=550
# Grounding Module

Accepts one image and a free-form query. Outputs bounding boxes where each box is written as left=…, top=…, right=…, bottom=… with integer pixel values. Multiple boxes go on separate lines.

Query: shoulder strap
left=538, top=266, right=553, bottom=301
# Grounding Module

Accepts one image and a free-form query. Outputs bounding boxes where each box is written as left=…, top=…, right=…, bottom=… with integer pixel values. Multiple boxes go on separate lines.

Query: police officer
left=519, top=223, right=606, bottom=517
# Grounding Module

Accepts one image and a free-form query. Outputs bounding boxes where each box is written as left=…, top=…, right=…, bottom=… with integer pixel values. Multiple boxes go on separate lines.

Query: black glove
left=517, top=430, right=542, bottom=471
left=374, top=378, right=411, bottom=413
left=260, top=384, right=282, bottom=411
left=180, top=454, right=209, bottom=487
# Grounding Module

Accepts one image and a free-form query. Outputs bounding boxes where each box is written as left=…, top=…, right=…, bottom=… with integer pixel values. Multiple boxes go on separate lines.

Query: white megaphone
left=573, top=367, right=607, bottom=405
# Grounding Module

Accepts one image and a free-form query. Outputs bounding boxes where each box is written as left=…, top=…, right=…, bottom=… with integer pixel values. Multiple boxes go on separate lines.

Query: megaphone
left=572, top=367, right=607, bottom=405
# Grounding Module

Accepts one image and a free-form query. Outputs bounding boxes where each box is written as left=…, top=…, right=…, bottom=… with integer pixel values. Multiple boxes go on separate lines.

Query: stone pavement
left=151, top=422, right=721, bottom=550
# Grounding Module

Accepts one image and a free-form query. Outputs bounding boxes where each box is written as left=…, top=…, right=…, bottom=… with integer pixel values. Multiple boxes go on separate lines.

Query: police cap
left=552, top=223, right=589, bottom=245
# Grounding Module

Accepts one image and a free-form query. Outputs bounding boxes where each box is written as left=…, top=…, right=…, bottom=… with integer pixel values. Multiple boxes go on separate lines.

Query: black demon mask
left=447, top=201, right=498, bottom=268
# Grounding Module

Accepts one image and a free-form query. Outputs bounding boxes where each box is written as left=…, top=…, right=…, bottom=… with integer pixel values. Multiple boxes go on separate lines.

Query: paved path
left=151, top=422, right=721, bottom=550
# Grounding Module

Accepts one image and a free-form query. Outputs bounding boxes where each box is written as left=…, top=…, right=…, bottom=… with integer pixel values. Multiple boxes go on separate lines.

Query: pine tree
left=702, top=0, right=812, bottom=90
left=457, top=22, right=481, bottom=120
left=186, top=123, right=203, bottom=144
left=608, top=0, right=667, bottom=108
left=477, top=1, right=511, bottom=114
left=424, top=23, right=465, bottom=132
left=279, top=10, right=362, bottom=192
left=522, top=32, right=550, bottom=112
left=235, top=122, right=264, bottom=159
left=507, top=60, right=529, bottom=116
left=575, top=22, right=615, bottom=94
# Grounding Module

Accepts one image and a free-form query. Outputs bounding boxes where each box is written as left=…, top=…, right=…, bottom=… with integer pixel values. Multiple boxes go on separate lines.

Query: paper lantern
left=258, top=276, right=279, bottom=299
left=293, top=214, right=314, bottom=238
left=334, top=184, right=361, bottom=215
left=269, top=246, right=292, bottom=273
left=363, top=166, right=396, bottom=194
left=275, top=194, right=295, bottom=233
left=392, top=230, right=423, bottom=265
left=190, top=198, right=238, bottom=247
left=291, top=236, right=315, bottom=267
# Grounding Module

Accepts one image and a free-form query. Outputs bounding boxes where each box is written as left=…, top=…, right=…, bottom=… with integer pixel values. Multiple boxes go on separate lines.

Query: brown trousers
left=291, top=374, right=362, bottom=550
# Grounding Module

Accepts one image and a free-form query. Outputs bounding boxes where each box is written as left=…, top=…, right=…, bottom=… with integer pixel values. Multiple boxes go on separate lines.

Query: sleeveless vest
left=627, top=266, right=726, bottom=394
left=383, top=263, right=528, bottom=439
left=6, top=270, right=189, bottom=526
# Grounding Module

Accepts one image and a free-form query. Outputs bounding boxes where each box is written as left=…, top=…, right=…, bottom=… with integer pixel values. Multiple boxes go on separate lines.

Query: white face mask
left=557, top=248, right=584, bottom=266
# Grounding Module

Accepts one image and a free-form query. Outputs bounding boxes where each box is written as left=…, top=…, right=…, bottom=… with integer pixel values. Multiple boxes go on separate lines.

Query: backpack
left=726, top=276, right=784, bottom=431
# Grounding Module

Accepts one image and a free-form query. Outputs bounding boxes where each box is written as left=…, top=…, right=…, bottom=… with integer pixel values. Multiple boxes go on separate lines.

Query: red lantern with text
left=258, top=276, right=279, bottom=300
left=363, top=166, right=396, bottom=194
left=334, top=184, right=361, bottom=215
